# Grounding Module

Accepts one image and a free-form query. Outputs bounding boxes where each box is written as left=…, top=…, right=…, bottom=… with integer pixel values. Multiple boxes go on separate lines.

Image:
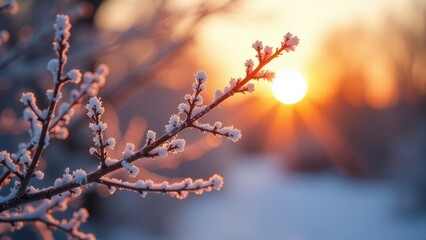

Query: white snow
left=54, top=15, right=71, bottom=42
left=146, top=130, right=156, bottom=142
left=178, top=103, right=189, bottom=113
left=101, top=173, right=222, bottom=200
left=149, top=147, right=168, bottom=158
left=20, top=92, right=36, bottom=105
left=54, top=168, right=73, bottom=187
left=165, top=114, right=181, bottom=134
left=106, top=137, right=116, bottom=150
left=122, top=143, right=135, bottom=158
left=213, top=121, right=222, bottom=129
left=170, top=155, right=426, bottom=240
left=170, top=139, right=185, bottom=153
left=67, top=69, right=82, bottom=83
left=18, top=149, right=31, bottom=165
left=122, top=160, right=139, bottom=177
left=217, top=126, right=242, bottom=142
left=194, top=71, right=208, bottom=84
left=73, top=169, right=88, bottom=184
left=86, top=97, right=104, bottom=118
left=89, top=122, right=107, bottom=132
left=47, top=59, right=59, bottom=76
left=89, top=147, right=97, bottom=155
left=34, top=170, right=45, bottom=180
left=0, top=151, right=16, bottom=172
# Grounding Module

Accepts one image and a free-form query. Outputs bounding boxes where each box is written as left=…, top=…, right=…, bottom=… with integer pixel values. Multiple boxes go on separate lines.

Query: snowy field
left=166, top=155, right=426, bottom=240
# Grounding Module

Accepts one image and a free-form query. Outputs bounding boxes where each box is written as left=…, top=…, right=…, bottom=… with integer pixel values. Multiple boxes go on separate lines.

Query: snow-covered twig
left=0, top=28, right=298, bottom=210
left=96, top=174, right=223, bottom=200
left=0, top=192, right=94, bottom=240
left=0, top=12, right=299, bottom=239
left=87, top=97, right=115, bottom=169
left=16, top=15, right=73, bottom=197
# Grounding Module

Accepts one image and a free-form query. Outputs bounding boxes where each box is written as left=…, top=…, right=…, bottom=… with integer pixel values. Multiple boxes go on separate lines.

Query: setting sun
left=271, top=69, right=308, bottom=104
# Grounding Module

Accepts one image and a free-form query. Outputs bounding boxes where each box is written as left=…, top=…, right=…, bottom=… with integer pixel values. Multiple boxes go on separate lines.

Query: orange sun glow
left=271, top=69, right=308, bottom=104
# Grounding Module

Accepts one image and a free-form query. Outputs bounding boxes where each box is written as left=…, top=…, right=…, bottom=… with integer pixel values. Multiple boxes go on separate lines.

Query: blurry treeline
left=301, top=2, right=425, bottom=209
left=231, top=0, right=426, bottom=211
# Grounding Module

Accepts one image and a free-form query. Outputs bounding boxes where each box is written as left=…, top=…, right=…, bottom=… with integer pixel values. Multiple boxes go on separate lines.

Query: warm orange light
left=272, top=69, right=308, bottom=104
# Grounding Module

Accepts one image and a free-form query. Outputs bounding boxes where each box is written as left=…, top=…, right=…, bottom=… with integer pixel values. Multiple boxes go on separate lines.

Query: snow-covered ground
left=168, top=155, right=426, bottom=240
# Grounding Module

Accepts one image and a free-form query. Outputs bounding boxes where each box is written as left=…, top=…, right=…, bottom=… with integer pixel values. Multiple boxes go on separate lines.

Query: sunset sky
left=195, top=0, right=419, bottom=105
left=198, top=0, right=412, bottom=71
left=95, top=0, right=420, bottom=106
left=90, top=0, right=425, bottom=174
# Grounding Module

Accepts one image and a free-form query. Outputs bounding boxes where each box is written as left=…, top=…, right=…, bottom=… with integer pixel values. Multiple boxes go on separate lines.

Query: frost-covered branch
left=0, top=192, right=94, bottom=240
left=0, top=13, right=110, bottom=187
left=0, top=11, right=299, bottom=239
left=16, top=15, right=73, bottom=196
left=1, top=30, right=299, bottom=211
left=87, top=97, right=115, bottom=169
left=96, top=174, right=223, bottom=200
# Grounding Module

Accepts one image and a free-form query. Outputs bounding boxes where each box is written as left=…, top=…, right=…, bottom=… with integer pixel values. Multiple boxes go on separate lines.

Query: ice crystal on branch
left=86, top=97, right=111, bottom=169
left=33, top=170, right=44, bottom=180
left=169, top=139, right=186, bottom=153
left=53, top=15, right=71, bottom=56
left=145, top=130, right=156, bottom=146
left=86, top=97, right=104, bottom=118
left=165, top=114, right=181, bottom=134
left=121, top=160, right=139, bottom=177
left=0, top=151, right=17, bottom=173
left=47, top=59, right=59, bottom=77
left=245, top=59, right=254, bottom=74
left=106, top=138, right=116, bottom=150
left=282, top=32, right=300, bottom=51
left=252, top=40, right=263, bottom=51
left=67, top=69, right=82, bottom=83
left=122, top=143, right=135, bottom=158
left=72, top=169, right=88, bottom=185
left=148, top=146, right=169, bottom=158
